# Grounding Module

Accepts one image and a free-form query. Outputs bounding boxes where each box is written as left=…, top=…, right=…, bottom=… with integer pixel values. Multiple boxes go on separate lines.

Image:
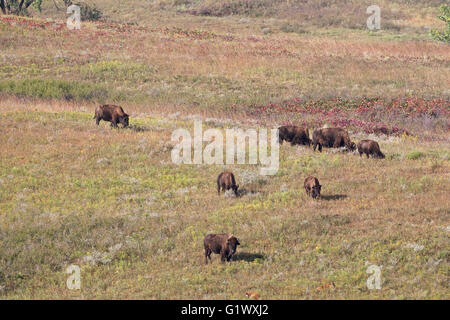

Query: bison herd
left=93, top=105, right=387, bottom=264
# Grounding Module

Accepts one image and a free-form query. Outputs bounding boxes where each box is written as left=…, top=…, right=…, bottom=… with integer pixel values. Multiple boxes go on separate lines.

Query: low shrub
left=63, top=1, right=102, bottom=21
left=406, top=151, right=424, bottom=160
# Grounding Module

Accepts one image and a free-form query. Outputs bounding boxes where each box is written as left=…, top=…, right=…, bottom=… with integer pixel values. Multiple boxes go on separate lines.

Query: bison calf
left=312, top=127, right=356, bottom=152
left=357, top=140, right=385, bottom=159
left=217, top=171, right=239, bottom=196
left=94, top=104, right=129, bottom=128
left=304, top=176, right=321, bottom=199
left=204, top=233, right=240, bottom=264
left=279, top=125, right=311, bottom=146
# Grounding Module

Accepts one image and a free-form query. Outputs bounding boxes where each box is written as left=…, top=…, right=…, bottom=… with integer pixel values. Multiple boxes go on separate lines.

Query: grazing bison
left=278, top=125, right=311, bottom=146
left=312, top=127, right=356, bottom=152
left=217, top=171, right=239, bottom=196
left=94, top=104, right=129, bottom=128
left=357, top=140, right=385, bottom=159
left=204, top=233, right=240, bottom=264
left=304, top=176, right=321, bottom=199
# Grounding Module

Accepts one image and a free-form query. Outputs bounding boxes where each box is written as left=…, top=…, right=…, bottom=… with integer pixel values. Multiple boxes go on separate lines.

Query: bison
left=304, top=176, right=321, bottom=199
left=94, top=104, right=129, bottom=128
left=279, top=125, right=311, bottom=146
left=217, top=171, right=239, bottom=196
left=204, top=233, right=240, bottom=264
left=312, top=127, right=356, bottom=152
left=357, top=140, right=385, bottom=159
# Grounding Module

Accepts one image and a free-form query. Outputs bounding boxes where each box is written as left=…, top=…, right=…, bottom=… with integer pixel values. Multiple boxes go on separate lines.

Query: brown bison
left=357, top=140, right=385, bottom=158
left=217, top=171, right=239, bottom=196
left=279, top=125, right=311, bottom=146
left=304, top=176, right=321, bottom=199
left=312, top=127, right=356, bottom=152
left=94, top=104, right=129, bottom=128
left=204, top=233, right=240, bottom=264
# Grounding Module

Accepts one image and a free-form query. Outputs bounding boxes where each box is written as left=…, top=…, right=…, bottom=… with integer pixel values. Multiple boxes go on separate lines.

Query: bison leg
left=333, top=140, right=342, bottom=148
left=318, top=143, right=322, bottom=152
left=220, top=250, right=227, bottom=263
left=205, top=248, right=211, bottom=264
left=95, top=117, right=101, bottom=125
left=290, top=137, right=297, bottom=146
left=366, top=152, right=370, bottom=158
left=217, top=182, right=221, bottom=196
left=110, top=115, right=119, bottom=128
left=359, top=151, right=362, bottom=157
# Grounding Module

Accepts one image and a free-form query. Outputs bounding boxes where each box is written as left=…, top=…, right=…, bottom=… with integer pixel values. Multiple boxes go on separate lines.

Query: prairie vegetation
left=0, top=0, right=448, bottom=299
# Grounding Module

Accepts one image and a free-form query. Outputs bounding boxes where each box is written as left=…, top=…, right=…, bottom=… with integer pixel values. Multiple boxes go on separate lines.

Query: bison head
left=306, top=137, right=312, bottom=147
left=120, top=114, right=129, bottom=127
left=311, top=184, right=321, bottom=199
left=348, top=142, right=356, bottom=151
left=227, top=235, right=240, bottom=257
left=232, top=184, right=239, bottom=196
left=376, top=151, right=385, bottom=159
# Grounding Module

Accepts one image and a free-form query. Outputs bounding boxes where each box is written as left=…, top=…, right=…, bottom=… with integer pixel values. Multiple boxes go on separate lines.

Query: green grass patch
left=406, top=151, right=425, bottom=160
left=0, top=79, right=110, bottom=101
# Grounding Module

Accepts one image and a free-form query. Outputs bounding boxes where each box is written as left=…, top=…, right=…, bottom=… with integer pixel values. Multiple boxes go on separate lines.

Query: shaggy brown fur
left=304, top=176, right=321, bottom=199
left=94, top=104, right=129, bottom=128
left=204, top=233, right=240, bottom=264
left=312, top=127, right=356, bottom=152
left=217, top=171, right=239, bottom=196
left=357, top=140, right=385, bottom=158
left=278, top=125, right=311, bottom=146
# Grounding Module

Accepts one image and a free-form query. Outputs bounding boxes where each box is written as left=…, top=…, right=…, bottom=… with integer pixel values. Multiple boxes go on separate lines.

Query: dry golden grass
left=0, top=1, right=449, bottom=299
left=1, top=5, right=449, bottom=112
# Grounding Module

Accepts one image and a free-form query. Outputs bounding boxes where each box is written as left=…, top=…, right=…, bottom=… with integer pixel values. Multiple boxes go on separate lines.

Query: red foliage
left=251, top=96, right=449, bottom=136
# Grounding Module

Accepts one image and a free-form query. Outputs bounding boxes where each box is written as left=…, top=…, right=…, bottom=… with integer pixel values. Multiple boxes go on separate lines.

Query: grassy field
left=0, top=0, right=449, bottom=299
